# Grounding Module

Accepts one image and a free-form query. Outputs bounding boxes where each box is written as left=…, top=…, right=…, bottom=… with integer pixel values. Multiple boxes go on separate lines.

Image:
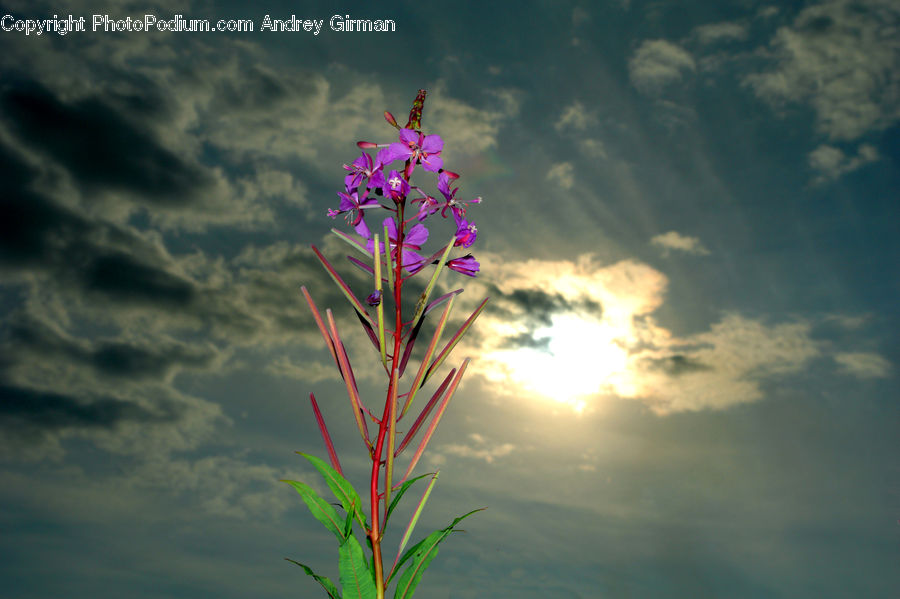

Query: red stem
left=369, top=173, right=409, bottom=598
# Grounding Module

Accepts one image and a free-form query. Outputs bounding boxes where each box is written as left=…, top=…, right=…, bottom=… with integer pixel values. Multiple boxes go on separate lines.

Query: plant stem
left=370, top=199, right=407, bottom=599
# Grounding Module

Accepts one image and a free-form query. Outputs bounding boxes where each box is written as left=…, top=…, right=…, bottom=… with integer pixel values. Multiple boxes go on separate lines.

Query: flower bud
left=366, top=290, right=382, bottom=306
left=405, top=89, right=427, bottom=130
left=357, top=141, right=378, bottom=149
left=384, top=111, right=400, bottom=129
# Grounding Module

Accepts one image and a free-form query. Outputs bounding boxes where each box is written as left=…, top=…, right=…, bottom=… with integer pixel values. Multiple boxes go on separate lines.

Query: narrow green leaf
left=392, top=530, right=443, bottom=599
left=407, top=236, right=455, bottom=331
left=281, top=480, right=345, bottom=542
left=343, top=499, right=355, bottom=539
left=388, top=472, right=439, bottom=582
left=400, top=295, right=455, bottom=418
left=285, top=558, right=341, bottom=599
left=423, top=289, right=463, bottom=316
left=374, top=235, right=387, bottom=370
left=383, top=223, right=394, bottom=293
left=386, top=472, right=434, bottom=525
left=397, top=290, right=461, bottom=378
left=423, top=297, right=488, bottom=385
left=298, top=452, right=368, bottom=531
left=330, top=226, right=372, bottom=257
left=388, top=508, right=485, bottom=592
left=339, top=534, right=378, bottom=599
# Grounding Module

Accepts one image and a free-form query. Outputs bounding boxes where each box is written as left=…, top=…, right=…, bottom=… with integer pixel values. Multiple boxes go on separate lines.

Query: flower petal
left=398, top=128, right=418, bottom=145
left=405, top=223, right=429, bottom=246
left=421, top=134, right=443, bottom=154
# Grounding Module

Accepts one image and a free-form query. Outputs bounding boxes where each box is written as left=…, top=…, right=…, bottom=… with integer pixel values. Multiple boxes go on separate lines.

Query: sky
left=0, top=0, right=898, bottom=597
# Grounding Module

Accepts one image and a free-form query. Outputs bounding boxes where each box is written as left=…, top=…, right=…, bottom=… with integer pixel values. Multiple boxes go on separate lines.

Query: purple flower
left=453, top=215, right=478, bottom=248
left=379, top=128, right=443, bottom=176
left=367, top=217, right=428, bottom=273
left=343, top=152, right=385, bottom=191
left=382, top=170, right=411, bottom=203
left=412, top=192, right=441, bottom=221
left=447, top=254, right=479, bottom=277
left=365, top=290, right=382, bottom=306
left=438, top=172, right=481, bottom=220
left=330, top=188, right=379, bottom=227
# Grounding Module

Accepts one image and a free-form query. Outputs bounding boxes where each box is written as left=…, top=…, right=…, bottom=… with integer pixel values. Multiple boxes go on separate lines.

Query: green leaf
left=392, top=530, right=444, bottom=599
left=281, top=479, right=345, bottom=542
left=285, top=558, right=342, bottom=599
left=388, top=472, right=439, bottom=583
left=298, top=452, right=368, bottom=531
left=343, top=499, right=355, bottom=540
left=339, top=534, right=377, bottom=599
left=385, top=472, right=433, bottom=528
left=388, top=507, right=485, bottom=592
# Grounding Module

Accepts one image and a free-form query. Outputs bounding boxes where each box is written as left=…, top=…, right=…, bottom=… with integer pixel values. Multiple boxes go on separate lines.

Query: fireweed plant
left=283, top=90, right=489, bottom=599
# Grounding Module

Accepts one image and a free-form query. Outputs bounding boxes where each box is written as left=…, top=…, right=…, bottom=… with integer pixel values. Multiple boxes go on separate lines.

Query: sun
left=482, top=312, right=630, bottom=412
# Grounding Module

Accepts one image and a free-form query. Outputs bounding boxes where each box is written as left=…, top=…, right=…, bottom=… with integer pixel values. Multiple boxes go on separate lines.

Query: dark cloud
left=213, top=65, right=293, bottom=112
left=0, top=134, right=201, bottom=312
left=501, top=332, right=551, bottom=351
left=0, top=78, right=211, bottom=202
left=4, top=315, right=216, bottom=380
left=642, top=354, right=711, bottom=376
left=0, top=383, right=181, bottom=431
left=483, top=284, right=602, bottom=326
left=0, top=142, right=91, bottom=268
left=83, top=251, right=196, bottom=307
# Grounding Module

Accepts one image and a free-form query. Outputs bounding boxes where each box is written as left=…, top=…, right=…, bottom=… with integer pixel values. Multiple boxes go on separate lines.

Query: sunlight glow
left=483, top=312, right=630, bottom=412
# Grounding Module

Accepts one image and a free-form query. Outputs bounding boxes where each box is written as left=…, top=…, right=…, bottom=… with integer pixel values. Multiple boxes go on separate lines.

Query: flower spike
left=405, top=89, right=426, bottom=130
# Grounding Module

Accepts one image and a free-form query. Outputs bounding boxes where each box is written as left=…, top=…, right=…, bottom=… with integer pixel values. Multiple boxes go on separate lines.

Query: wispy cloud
left=554, top=101, right=598, bottom=132
left=744, top=0, right=900, bottom=141
left=808, top=143, right=879, bottom=183
left=265, top=357, right=339, bottom=383
left=546, top=162, right=575, bottom=190
left=692, top=21, right=749, bottom=45
left=629, top=40, right=696, bottom=95
left=833, top=352, right=891, bottom=379
left=432, top=433, right=516, bottom=465
left=650, top=231, right=711, bottom=256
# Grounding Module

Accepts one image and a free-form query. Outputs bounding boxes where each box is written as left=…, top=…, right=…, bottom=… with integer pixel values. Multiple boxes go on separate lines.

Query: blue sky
left=1, top=0, right=898, bottom=597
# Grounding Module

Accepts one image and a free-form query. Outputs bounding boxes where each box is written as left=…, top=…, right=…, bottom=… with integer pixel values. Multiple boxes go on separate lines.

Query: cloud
left=124, top=455, right=302, bottom=519
left=628, top=40, right=696, bottom=94
left=432, top=433, right=515, bottom=465
left=428, top=84, right=520, bottom=162
left=692, top=22, right=749, bottom=45
left=5, top=312, right=222, bottom=381
left=579, top=138, right=607, bottom=159
left=265, top=356, right=339, bottom=383
left=554, top=101, right=598, bottom=132
left=833, top=352, right=891, bottom=379
left=808, top=143, right=879, bottom=183
left=0, top=78, right=213, bottom=203
left=464, top=254, right=842, bottom=415
left=0, top=382, right=182, bottom=431
left=651, top=231, right=711, bottom=256
left=744, top=0, right=900, bottom=141
left=627, top=314, right=822, bottom=414
left=546, top=162, right=575, bottom=190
